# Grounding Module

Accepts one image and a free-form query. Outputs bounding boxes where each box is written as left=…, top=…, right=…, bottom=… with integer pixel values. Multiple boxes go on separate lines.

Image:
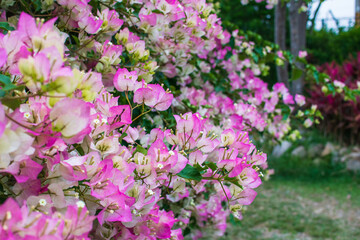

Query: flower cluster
left=0, top=0, right=316, bottom=239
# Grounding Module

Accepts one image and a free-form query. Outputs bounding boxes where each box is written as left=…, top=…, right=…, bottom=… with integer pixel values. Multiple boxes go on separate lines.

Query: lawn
left=222, top=152, right=360, bottom=240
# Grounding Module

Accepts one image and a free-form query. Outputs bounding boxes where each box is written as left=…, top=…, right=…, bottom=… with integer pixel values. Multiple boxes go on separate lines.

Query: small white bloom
left=24, top=112, right=31, bottom=119
left=147, top=189, right=154, bottom=195
left=334, top=80, right=345, bottom=89
left=39, top=199, right=47, bottom=206
left=168, top=151, right=175, bottom=156
left=76, top=200, right=85, bottom=208
left=93, top=119, right=100, bottom=124
left=157, top=163, right=164, bottom=169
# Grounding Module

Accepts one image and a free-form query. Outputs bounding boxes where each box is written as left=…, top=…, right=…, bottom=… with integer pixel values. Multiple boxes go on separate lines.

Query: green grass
left=221, top=138, right=360, bottom=240
left=223, top=177, right=360, bottom=240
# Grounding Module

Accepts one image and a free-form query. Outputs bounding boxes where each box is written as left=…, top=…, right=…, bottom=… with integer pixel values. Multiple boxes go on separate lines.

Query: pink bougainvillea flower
left=0, top=198, right=22, bottom=236
left=113, top=68, right=138, bottom=92
left=108, top=105, right=132, bottom=129
left=17, top=12, right=58, bottom=42
left=78, top=15, right=103, bottom=34
left=0, top=103, right=5, bottom=138
left=50, top=98, right=91, bottom=138
left=98, top=9, right=124, bottom=33
left=134, top=83, right=173, bottom=111
left=59, top=156, right=88, bottom=181
left=133, top=85, right=158, bottom=106
left=0, top=48, right=7, bottom=68
left=295, top=94, right=306, bottom=106
left=98, top=192, right=134, bottom=224
left=298, top=50, right=308, bottom=58
left=238, top=167, right=262, bottom=188
left=221, top=129, right=236, bottom=146
left=62, top=204, right=96, bottom=239
left=156, top=89, right=174, bottom=111
left=139, top=13, right=158, bottom=27
left=234, top=188, right=257, bottom=205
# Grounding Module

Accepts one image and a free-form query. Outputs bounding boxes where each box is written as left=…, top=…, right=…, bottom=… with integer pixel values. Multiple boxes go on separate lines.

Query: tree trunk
left=275, top=1, right=289, bottom=88
left=289, top=0, right=308, bottom=95
left=299, top=3, right=307, bottom=52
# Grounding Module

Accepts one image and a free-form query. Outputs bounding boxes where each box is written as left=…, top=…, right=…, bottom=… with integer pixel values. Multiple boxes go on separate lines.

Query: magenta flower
left=98, top=192, right=134, bottom=224
left=63, top=204, right=96, bottom=239
left=79, top=16, right=103, bottom=34
left=108, top=105, right=132, bottom=129
left=0, top=198, right=22, bottom=236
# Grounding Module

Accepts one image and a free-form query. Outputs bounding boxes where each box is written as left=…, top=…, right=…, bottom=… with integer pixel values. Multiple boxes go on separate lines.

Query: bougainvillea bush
left=308, top=53, right=360, bottom=145
left=0, top=0, right=322, bottom=239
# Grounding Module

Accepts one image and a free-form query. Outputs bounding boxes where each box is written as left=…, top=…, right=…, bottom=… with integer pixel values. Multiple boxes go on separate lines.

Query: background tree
left=289, top=0, right=308, bottom=94
left=275, top=1, right=289, bottom=87
left=217, top=0, right=332, bottom=94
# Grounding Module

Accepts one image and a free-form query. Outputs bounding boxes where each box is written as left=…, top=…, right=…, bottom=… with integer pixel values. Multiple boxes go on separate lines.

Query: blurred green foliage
left=217, top=0, right=360, bottom=66
left=307, top=27, right=360, bottom=65
left=218, top=0, right=274, bottom=42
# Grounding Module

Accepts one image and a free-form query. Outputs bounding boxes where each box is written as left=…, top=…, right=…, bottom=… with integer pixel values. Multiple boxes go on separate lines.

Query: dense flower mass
left=0, top=1, right=320, bottom=239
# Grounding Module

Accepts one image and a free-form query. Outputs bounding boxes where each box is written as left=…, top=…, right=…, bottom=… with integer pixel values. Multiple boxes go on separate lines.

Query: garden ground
left=223, top=143, right=360, bottom=240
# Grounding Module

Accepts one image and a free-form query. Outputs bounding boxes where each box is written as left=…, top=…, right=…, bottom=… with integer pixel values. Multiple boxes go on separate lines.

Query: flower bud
left=321, top=86, right=328, bottom=94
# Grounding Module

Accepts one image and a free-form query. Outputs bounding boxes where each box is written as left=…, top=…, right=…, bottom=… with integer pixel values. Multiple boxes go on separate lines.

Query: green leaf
left=229, top=36, right=235, bottom=49
left=71, top=35, right=80, bottom=46
left=74, top=144, right=85, bottom=156
left=203, top=104, right=213, bottom=109
left=1, top=98, right=21, bottom=110
left=134, top=145, right=148, bottom=155
left=224, top=176, right=243, bottom=188
left=291, top=67, right=303, bottom=81
left=182, top=99, right=197, bottom=111
left=204, top=161, right=217, bottom=172
left=327, top=83, right=335, bottom=95
left=214, top=85, right=224, bottom=93
left=0, top=74, right=11, bottom=86
left=296, top=56, right=307, bottom=64
left=313, top=70, right=320, bottom=83
left=0, top=74, right=18, bottom=92
left=0, top=22, right=15, bottom=34
left=282, top=112, right=290, bottom=120
left=31, top=0, right=42, bottom=12
left=152, top=9, right=164, bottom=14
left=177, top=164, right=202, bottom=181
left=118, top=132, right=128, bottom=142
left=224, top=51, right=232, bottom=60
left=193, top=163, right=207, bottom=174
left=252, top=53, right=259, bottom=63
